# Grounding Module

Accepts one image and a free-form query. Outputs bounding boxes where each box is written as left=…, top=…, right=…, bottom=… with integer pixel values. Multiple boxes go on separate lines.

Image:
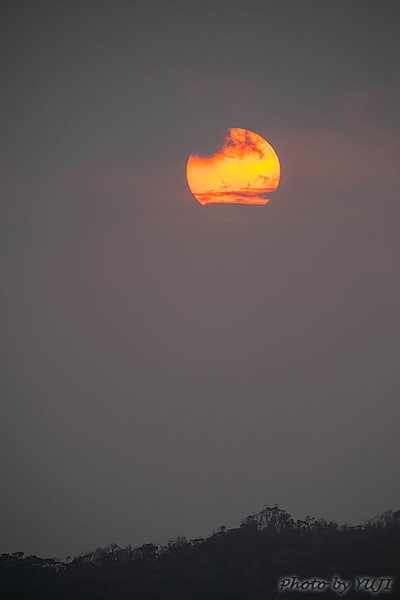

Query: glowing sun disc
left=186, top=128, right=280, bottom=205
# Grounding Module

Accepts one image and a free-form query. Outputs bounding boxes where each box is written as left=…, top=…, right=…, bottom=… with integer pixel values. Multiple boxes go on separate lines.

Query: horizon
left=4, top=503, right=399, bottom=562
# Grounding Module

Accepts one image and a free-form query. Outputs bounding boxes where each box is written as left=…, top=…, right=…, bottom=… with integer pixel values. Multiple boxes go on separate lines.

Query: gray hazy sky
left=1, top=0, right=400, bottom=559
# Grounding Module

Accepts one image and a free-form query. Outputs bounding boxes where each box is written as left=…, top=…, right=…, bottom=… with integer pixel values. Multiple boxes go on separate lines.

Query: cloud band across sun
left=186, top=128, right=280, bottom=205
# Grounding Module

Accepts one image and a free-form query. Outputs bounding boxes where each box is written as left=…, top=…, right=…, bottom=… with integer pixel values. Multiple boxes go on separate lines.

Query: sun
left=186, top=128, right=280, bottom=205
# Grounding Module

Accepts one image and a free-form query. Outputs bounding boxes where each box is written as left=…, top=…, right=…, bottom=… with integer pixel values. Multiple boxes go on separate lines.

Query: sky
left=1, top=0, right=400, bottom=560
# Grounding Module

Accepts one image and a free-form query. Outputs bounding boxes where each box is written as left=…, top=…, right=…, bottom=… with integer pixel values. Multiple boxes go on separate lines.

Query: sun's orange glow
left=186, top=128, right=280, bottom=205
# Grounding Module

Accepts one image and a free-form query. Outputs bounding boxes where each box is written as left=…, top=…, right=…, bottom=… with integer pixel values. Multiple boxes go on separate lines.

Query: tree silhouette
left=0, top=505, right=399, bottom=599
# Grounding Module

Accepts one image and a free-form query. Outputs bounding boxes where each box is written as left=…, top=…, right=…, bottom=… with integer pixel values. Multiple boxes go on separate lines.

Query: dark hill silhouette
left=1, top=505, right=399, bottom=599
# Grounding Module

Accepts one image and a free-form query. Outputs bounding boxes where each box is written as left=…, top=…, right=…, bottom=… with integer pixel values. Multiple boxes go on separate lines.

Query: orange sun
left=186, top=128, right=280, bottom=205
